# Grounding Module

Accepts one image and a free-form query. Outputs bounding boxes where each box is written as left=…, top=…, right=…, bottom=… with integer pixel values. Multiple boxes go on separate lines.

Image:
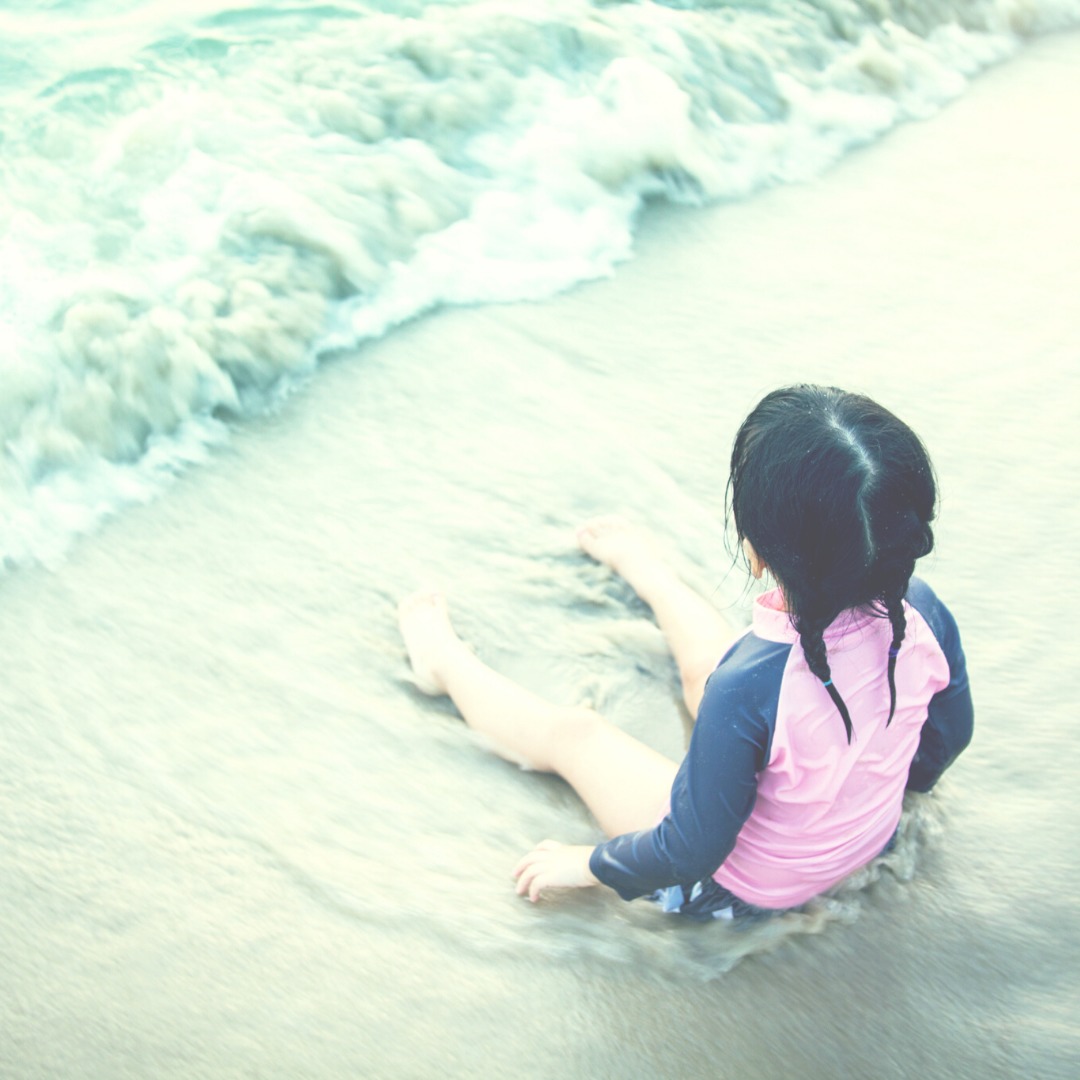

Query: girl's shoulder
left=905, top=576, right=955, bottom=623
left=701, top=630, right=794, bottom=721
left=905, top=575, right=940, bottom=605
left=905, top=576, right=967, bottom=670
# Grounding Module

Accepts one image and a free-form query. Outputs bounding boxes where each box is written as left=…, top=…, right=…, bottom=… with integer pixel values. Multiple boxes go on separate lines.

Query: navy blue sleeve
left=904, top=578, right=974, bottom=793
left=589, top=635, right=789, bottom=901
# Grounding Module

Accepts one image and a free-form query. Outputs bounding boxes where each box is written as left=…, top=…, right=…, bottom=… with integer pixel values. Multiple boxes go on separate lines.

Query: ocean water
left=2, top=4, right=1080, bottom=1079
left=3, top=0, right=1078, bottom=566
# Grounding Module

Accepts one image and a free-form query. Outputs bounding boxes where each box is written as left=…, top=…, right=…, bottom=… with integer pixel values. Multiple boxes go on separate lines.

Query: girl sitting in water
left=398, top=385, right=974, bottom=920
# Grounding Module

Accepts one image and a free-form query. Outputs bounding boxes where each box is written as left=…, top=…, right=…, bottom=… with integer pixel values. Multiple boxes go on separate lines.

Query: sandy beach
left=2, top=28, right=1078, bottom=1080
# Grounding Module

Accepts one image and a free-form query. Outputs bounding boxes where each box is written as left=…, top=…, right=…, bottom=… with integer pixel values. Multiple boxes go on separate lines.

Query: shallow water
left=2, top=7, right=1080, bottom=1080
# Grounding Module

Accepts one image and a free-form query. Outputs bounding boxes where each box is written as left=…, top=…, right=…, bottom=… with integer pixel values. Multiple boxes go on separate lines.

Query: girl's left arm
left=904, top=579, right=974, bottom=792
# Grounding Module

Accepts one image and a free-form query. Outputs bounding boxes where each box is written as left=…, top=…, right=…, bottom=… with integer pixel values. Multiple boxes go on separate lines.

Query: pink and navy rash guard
left=589, top=577, right=973, bottom=910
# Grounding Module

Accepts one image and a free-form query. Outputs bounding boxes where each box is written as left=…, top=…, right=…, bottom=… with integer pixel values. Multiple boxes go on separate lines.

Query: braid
left=875, top=526, right=928, bottom=722
left=882, top=588, right=906, bottom=724
left=798, top=616, right=854, bottom=744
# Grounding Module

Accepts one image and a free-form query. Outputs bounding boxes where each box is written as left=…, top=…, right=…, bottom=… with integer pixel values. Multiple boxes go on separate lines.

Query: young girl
left=398, top=385, right=973, bottom=920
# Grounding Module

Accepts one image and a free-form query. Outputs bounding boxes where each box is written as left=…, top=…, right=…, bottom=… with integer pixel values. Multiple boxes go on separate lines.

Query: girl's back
left=712, top=577, right=967, bottom=908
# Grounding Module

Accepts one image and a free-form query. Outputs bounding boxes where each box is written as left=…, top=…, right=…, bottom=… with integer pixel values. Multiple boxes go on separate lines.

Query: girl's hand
left=512, top=840, right=599, bottom=903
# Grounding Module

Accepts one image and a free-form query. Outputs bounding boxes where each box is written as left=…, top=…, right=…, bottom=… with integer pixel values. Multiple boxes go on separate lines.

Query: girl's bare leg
left=398, top=591, right=677, bottom=838
left=577, top=516, right=740, bottom=717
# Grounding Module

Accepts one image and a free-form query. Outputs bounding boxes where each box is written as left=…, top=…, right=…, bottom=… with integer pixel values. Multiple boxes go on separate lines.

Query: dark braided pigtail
left=798, top=615, right=854, bottom=743
left=876, top=524, right=931, bottom=723
left=883, top=591, right=906, bottom=724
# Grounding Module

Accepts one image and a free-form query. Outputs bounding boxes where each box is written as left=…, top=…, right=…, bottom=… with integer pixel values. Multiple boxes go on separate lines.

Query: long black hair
left=727, top=385, right=937, bottom=742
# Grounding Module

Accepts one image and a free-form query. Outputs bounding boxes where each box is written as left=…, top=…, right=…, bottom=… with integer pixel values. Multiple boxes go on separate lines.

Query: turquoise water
left=2, top=0, right=1078, bottom=566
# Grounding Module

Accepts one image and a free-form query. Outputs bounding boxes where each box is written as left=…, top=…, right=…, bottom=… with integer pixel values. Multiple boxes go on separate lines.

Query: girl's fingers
left=511, top=840, right=560, bottom=879
left=514, top=863, right=544, bottom=901
left=512, top=840, right=563, bottom=901
left=513, top=863, right=533, bottom=896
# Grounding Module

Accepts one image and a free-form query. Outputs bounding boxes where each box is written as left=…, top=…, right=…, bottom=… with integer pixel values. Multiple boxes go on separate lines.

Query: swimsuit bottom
left=648, top=877, right=779, bottom=922
left=651, top=827, right=900, bottom=922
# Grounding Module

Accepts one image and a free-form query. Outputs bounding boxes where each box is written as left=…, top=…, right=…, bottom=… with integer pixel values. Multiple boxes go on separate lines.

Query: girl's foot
left=397, top=590, right=466, bottom=695
left=576, top=515, right=675, bottom=597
